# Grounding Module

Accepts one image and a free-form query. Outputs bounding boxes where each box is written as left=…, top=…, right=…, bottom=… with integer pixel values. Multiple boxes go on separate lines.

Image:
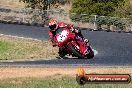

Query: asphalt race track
left=0, top=23, right=132, bottom=66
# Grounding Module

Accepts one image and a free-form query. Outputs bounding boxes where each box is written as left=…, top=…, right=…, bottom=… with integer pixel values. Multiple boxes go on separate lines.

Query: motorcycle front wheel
left=68, top=44, right=84, bottom=59
left=86, top=46, right=94, bottom=59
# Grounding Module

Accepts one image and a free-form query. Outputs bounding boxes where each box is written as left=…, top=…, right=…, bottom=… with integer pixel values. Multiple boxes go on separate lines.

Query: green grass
left=0, top=77, right=131, bottom=88
left=0, top=36, right=58, bottom=60
left=0, top=41, right=11, bottom=52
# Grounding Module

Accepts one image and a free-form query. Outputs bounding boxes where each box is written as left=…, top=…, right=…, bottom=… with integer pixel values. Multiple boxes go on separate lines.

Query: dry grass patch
left=0, top=35, right=58, bottom=60
left=0, top=66, right=132, bottom=79
left=0, top=0, right=25, bottom=8
left=0, top=66, right=132, bottom=88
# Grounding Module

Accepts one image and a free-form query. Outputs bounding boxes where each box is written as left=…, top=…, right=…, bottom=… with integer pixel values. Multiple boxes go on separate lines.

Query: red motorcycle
left=53, top=27, right=94, bottom=59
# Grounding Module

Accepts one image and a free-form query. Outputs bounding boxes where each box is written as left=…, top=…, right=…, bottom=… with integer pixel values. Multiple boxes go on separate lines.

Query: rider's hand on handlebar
left=74, top=29, right=79, bottom=33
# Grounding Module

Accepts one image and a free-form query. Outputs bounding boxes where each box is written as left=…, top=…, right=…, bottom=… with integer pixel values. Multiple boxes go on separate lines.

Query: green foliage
left=70, top=14, right=82, bottom=22
left=70, top=13, right=126, bottom=30
left=116, top=0, right=132, bottom=18
left=91, top=16, right=126, bottom=30
left=70, top=0, right=131, bottom=30
left=70, top=0, right=125, bottom=17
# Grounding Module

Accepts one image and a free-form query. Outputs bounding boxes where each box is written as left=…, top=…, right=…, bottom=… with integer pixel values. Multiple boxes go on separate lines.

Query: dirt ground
left=0, top=66, right=132, bottom=80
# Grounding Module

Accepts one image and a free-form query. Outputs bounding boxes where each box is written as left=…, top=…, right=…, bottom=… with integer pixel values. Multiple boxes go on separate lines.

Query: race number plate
left=57, top=30, right=68, bottom=42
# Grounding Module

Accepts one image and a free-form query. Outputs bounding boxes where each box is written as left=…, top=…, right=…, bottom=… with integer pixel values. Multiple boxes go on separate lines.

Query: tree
left=117, top=0, right=132, bottom=18
left=70, top=0, right=128, bottom=31
left=70, top=0, right=125, bottom=16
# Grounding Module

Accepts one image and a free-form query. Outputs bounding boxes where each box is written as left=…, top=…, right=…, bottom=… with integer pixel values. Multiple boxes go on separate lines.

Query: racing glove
left=74, top=28, right=79, bottom=33
left=84, top=39, right=89, bottom=43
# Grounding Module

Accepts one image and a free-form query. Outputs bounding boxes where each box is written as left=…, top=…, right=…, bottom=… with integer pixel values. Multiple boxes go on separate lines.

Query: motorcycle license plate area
left=57, top=30, right=69, bottom=42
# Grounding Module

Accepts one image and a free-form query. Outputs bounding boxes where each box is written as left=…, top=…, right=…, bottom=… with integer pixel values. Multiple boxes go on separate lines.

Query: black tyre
left=76, top=75, right=87, bottom=85
left=68, top=44, right=84, bottom=58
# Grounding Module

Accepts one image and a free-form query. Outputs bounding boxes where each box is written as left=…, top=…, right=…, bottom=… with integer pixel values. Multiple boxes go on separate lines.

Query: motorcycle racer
left=48, top=18, right=88, bottom=46
left=48, top=18, right=89, bottom=58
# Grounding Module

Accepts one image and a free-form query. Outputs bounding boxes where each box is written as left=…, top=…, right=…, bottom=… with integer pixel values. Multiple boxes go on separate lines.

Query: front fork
left=70, top=41, right=86, bottom=56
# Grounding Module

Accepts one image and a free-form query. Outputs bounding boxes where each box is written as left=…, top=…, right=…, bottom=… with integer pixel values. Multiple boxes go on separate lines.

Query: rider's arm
left=48, top=31, right=57, bottom=47
left=48, top=31, right=53, bottom=41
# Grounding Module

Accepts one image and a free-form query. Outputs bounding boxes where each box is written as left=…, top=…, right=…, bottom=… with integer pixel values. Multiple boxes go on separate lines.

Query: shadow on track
left=56, top=56, right=93, bottom=60
left=0, top=56, right=132, bottom=66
